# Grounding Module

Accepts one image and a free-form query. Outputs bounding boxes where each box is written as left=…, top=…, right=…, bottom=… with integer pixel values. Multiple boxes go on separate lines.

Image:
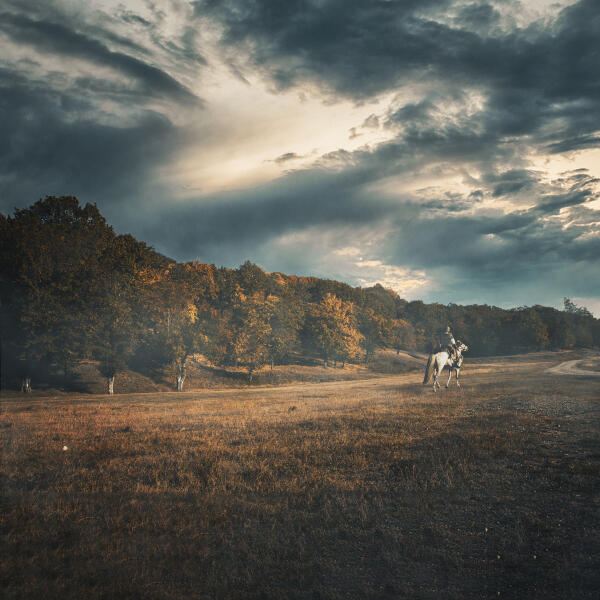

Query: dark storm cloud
left=384, top=173, right=600, bottom=287
left=0, top=71, right=178, bottom=215
left=455, top=3, right=500, bottom=29
left=547, top=135, right=600, bottom=154
left=386, top=99, right=435, bottom=127
left=120, top=12, right=152, bottom=28
left=201, top=0, right=599, bottom=146
left=482, top=169, right=539, bottom=197
left=219, top=0, right=596, bottom=300
left=139, top=167, right=397, bottom=260
left=390, top=213, right=599, bottom=300
left=0, top=12, right=201, bottom=105
left=418, top=197, right=477, bottom=213
left=0, top=2, right=208, bottom=224
left=199, top=0, right=463, bottom=99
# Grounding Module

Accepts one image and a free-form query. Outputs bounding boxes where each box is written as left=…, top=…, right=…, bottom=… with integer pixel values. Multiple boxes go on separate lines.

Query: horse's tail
left=423, top=354, right=434, bottom=385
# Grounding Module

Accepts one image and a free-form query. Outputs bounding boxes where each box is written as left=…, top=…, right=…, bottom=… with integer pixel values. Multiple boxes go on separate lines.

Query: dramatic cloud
left=0, top=12, right=201, bottom=105
left=1, top=0, right=599, bottom=313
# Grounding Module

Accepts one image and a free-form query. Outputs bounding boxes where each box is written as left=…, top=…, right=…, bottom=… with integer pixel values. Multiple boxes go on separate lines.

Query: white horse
left=423, top=341, right=468, bottom=391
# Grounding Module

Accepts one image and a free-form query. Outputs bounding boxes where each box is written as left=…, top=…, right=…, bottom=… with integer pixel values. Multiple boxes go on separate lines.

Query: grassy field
left=1, top=351, right=599, bottom=599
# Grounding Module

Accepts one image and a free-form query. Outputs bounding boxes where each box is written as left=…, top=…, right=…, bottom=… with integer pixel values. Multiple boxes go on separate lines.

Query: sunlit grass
left=1, top=353, right=599, bottom=599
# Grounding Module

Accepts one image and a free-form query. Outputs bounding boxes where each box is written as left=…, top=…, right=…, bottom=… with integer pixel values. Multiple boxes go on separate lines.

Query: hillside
left=1, top=196, right=598, bottom=394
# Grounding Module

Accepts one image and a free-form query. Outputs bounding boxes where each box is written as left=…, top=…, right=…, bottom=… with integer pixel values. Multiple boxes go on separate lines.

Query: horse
left=423, top=341, right=468, bottom=392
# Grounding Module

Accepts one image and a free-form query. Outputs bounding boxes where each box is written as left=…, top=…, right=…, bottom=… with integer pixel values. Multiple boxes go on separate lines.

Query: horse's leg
left=436, top=363, right=442, bottom=391
left=432, top=364, right=438, bottom=391
left=446, top=367, right=452, bottom=388
left=456, top=368, right=460, bottom=388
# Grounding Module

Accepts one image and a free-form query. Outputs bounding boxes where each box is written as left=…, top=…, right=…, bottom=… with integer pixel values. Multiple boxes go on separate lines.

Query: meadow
left=2, top=351, right=599, bottom=599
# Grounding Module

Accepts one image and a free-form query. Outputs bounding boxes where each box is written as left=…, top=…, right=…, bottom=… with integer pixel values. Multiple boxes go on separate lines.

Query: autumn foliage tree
left=0, top=197, right=112, bottom=390
left=389, top=318, right=416, bottom=353
left=208, top=290, right=272, bottom=382
left=93, top=235, right=150, bottom=394
left=0, top=197, right=167, bottom=393
left=141, top=263, right=210, bottom=391
left=359, top=308, right=391, bottom=363
left=306, top=294, right=364, bottom=367
left=265, top=293, right=303, bottom=369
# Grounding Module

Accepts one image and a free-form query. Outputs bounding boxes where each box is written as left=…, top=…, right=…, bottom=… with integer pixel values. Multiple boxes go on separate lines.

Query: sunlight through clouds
left=1, top=0, right=598, bottom=313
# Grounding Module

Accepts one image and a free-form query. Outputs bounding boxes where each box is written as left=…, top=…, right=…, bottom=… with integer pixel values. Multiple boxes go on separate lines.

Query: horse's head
left=456, top=341, right=468, bottom=353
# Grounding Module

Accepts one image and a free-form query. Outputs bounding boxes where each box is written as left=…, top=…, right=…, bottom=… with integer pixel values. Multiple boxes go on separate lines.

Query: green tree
left=564, top=297, right=592, bottom=317
left=359, top=308, right=391, bottom=363
left=265, top=294, right=303, bottom=370
left=390, top=318, right=416, bottom=353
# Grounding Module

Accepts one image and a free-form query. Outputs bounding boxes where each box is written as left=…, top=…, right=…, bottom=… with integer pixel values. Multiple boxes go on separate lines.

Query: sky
left=1, top=0, right=599, bottom=315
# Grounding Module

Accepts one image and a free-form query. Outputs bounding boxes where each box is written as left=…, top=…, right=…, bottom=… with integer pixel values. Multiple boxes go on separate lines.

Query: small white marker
left=63, top=446, right=68, bottom=451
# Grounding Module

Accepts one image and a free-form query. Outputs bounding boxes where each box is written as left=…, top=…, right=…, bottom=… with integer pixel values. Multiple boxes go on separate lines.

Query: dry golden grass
left=1, top=352, right=599, bottom=599
left=579, top=357, right=600, bottom=372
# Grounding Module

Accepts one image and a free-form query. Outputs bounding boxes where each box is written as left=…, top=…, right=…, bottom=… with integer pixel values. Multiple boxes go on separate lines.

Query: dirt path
left=4, top=352, right=595, bottom=407
left=0, top=372, right=421, bottom=406
left=0, top=356, right=542, bottom=410
left=546, top=358, right=600, bottom=377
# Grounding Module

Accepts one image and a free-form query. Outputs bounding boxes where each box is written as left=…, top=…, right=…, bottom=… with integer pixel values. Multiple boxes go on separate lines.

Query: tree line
left=1, top=197, right=598, bottom=393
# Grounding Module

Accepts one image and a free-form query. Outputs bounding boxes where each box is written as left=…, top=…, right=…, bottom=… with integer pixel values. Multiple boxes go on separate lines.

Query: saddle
left=436, top=343, right=457, bottom=361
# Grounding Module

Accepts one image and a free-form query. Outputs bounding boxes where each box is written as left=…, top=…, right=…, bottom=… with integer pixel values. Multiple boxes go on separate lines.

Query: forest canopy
left=1, top=197, right=598, bottom=392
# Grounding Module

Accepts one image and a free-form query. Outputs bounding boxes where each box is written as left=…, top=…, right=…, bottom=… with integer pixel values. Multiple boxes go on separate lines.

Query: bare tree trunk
left=176, top=356, right=187, bottom=392
left=21, top=377, right=31, bottom=393
left=176, top=364, right=186, bottom=392
left=106, top=376, right=114, bottom=395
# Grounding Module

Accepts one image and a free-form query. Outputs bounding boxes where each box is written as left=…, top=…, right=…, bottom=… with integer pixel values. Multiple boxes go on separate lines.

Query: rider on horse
left=438, top=325, right=458, bottom=362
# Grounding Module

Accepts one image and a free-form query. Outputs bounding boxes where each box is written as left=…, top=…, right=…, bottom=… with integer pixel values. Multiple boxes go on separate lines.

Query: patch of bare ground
left=1, top=352, right=598, bottom=599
